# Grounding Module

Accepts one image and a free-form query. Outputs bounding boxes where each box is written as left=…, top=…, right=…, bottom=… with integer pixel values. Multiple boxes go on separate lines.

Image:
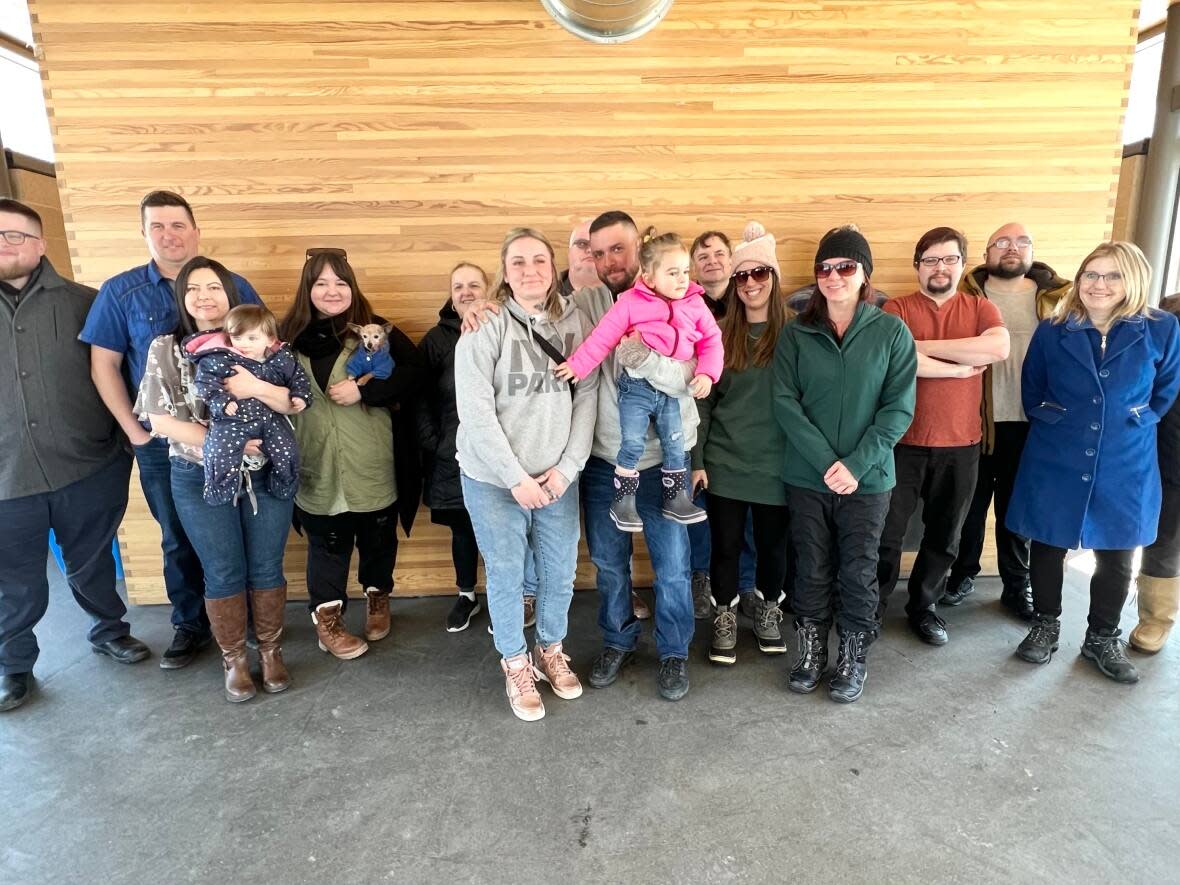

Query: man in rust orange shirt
left=876, top=227, right=1011, bottom=646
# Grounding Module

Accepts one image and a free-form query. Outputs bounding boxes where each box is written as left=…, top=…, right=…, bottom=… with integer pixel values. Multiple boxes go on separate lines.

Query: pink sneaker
left=502, top=654, right=545, bottom=721
left=535, top=642, right=583, bottom=700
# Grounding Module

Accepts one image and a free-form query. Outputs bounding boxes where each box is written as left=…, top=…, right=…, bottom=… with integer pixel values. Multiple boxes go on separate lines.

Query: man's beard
left=925, top=276, right=955, bottom=295
left=988, top=256, right=1031, bottom=280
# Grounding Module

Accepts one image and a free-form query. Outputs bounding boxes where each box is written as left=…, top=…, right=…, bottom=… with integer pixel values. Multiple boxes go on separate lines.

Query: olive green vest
left=291, top=345, right=396, bottom=515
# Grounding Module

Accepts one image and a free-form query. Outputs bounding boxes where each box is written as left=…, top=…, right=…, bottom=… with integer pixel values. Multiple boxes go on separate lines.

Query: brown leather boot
left=205, top=594, right=256, bottom=703
left=1130, top=573, right=1180, bottom=654
left=250, top=585, right=291, bottom=693
left=312, top=601, right=369, bottom=660
left=364, top=587, right=392, bottom=641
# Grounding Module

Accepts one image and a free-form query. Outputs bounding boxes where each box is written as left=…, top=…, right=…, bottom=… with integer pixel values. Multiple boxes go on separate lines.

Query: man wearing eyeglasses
left=876, top=227, right=1010, bottom=646
left=559, top=219, right=601, bottom=297
left=0, top=199, right=151, bottom=711
left=79, top=190, right=262, bottom=669
left=943, top=222, right=1070, bottom=619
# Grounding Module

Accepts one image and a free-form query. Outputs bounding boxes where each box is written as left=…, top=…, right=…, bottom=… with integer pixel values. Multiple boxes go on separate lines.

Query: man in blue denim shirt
left=79, top=190, right=261, bottom=669
left=574, top=211, right=698, bottom=701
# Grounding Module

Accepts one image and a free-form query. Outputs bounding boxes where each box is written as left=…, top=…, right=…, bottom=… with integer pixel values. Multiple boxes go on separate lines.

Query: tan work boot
left=1130, top=573, right=1180, bottom=654
left=205, top=594, right=256, bottom=703
left=364, top=587, right=392, bottom=641
left=502, top=653, right=545, bottom=721
left=312, top=601, right=369, bottom=660
left=535, top=642, right=583, bottom=699
left=250, top=585, right=291, bottom=693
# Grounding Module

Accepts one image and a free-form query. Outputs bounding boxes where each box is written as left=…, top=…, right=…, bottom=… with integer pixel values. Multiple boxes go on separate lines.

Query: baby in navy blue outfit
left=186, top=305, right=311, bottom=507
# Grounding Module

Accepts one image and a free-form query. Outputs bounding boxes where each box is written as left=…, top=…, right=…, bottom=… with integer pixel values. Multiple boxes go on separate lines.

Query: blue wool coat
left=1006, top=311, right=1180, bottom=550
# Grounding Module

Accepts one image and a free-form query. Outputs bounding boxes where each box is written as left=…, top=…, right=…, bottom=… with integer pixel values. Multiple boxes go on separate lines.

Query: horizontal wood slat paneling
left=30, top=1, right=1138, bottom=604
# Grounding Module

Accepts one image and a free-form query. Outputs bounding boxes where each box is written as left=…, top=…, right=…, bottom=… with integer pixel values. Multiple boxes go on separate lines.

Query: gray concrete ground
left=1, top=566, right=1177, bottom=885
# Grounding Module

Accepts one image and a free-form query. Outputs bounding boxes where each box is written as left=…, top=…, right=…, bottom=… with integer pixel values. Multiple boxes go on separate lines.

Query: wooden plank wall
left=30, top=1, right=1139, bottom=605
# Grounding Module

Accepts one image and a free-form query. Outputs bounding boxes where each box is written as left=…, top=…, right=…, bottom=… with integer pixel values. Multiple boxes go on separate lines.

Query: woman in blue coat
left=1007, top=242, right=1180, bottom=683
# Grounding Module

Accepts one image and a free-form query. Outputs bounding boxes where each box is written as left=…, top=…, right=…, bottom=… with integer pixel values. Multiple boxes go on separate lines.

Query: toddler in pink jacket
left=556, top=230, right=723, bottom=531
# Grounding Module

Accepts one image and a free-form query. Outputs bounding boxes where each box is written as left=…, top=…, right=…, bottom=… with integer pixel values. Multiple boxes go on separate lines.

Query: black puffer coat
left=417, top=300, right=464, bottom=511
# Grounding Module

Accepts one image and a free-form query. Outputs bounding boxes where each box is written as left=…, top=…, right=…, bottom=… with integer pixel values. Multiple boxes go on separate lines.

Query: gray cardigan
left=1, top=258, right=124, bottom=500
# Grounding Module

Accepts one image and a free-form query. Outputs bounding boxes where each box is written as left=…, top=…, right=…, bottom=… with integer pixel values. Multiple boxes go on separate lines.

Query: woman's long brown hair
left=279, top=251, right=377, bottom=343
left=720, top=269, right=792, bottom=372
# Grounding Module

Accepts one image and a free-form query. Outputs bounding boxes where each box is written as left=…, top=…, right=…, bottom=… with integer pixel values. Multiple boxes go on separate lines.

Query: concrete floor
left=1, top=566, right=1177, bottom=885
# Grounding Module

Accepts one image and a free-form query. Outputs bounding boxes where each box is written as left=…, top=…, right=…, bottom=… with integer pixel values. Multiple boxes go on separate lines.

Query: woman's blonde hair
left=450, top=261, right=489, bottom=287
left=488, top=227, right=563, bottom=320
left=1054, top=241, right=1152, bottom=325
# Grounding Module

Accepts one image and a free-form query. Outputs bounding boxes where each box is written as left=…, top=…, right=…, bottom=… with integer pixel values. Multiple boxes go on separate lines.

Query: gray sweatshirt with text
left=455, top=296, right=599, bottom=489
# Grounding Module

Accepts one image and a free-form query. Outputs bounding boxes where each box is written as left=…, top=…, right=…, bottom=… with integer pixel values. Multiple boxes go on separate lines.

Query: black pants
left=877, top=444, right=979, bottom=621
left=432, top=508, right=480, bottom=590
left=0, top=453, right=133, bottom=675
left=706, top=492, right=791, bottom=608
left=297, top=502, right=399, bottom=611
left=787, top=484, right=891, bottom=634
left=1029, top=541, right=1132, bottom=633
left=951, top=421, right=1030, bottom=588
left=1142, top=482, right=1180, bottom=578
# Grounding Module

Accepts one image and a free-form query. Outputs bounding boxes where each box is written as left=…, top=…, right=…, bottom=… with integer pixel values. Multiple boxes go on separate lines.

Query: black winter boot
left=829, top=629, right=870, bottom=704
left=788, top=618, right=829, bottom=694
left=660, top=469, right=706, bottom=524
left=610, top=472, right=642, bottom=532
left=1081, top=629, right=1139, bottom=684
left=1015, top=614, right=1060, bottom=664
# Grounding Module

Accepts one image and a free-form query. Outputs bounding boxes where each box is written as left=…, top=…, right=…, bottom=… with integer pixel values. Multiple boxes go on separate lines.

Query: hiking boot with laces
left=708, top=605, right=737, bottom=665
left=1081, top=629, right=1139, bottom=684
left=535, top=642, right=583, bottom=699
left=829, top=629, right=870, bottom=704
left=502, top=653, right=545, bottom=721
left=754, top=595, right=788, bottom=654
left=364, top=587, right=391, bottom=641
left=788, top=618, right=830, bottom=693
left=657, top=656, right=690, bottom=701
left=589, top=647, right=634, bottom=689
left=1016, top=615, right=1060, bottom=664
left=692, top=571, right=713, bottom=619
left=312, top=601, right=369, bottom=660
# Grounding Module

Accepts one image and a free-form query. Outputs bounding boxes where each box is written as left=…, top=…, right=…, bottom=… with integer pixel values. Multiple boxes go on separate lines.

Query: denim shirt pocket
left=129, top=309, right=173, bottom=346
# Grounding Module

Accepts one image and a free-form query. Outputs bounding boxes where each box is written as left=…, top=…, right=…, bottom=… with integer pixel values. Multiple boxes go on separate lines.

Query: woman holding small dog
left=280, top=248, right=426, bottom=660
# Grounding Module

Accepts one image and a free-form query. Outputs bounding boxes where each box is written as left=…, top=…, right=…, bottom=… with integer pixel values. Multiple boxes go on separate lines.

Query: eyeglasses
left=814, top=261, right=859, bottom=278
left=988, top=236, right=1032, bottom=251
left=0, top=230, right=41, bottom=245
left=570, top=239, right=590, bottom=251
left=732, top=266, right=773, bottom=285
left=1080, top=271, right=1123, bottom=285
left=917, top=255, right=962, bottom=268
left=305, top=247, right=348, bottom=262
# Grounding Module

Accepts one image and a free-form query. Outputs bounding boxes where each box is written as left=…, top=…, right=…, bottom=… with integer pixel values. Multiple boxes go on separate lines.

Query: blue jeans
left=0, top=453, right=132, bottom=674
left=170, top=458, right=292, bottom=600
left=134, top=439, right=208, bottom=634
left=582, top=455, right=694, bottom=659
left=461, top=474, right=580, bottom=660
left=616, top=373, right=685, bottom=472
left=688, top=489, right=757, bottom=590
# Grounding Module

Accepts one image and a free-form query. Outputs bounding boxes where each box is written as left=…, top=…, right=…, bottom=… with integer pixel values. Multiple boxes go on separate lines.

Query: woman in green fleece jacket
left=773, top=225, right=916, bottom=704
left=691, top=221, right=793, bottom=667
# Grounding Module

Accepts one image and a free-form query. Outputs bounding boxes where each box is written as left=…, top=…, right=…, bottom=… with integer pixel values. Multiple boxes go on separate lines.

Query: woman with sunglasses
left=279, top=248, right=426, bottom=659
left=1007, top=242, right=1180, bottom=683
left=691, top=222, right=794, bottom=666
left=773, top=225, right=916, bottom=703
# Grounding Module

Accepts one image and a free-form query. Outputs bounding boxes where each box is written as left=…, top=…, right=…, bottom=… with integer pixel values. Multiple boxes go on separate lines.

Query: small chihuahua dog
left=345, top=322, right=395, bottom=386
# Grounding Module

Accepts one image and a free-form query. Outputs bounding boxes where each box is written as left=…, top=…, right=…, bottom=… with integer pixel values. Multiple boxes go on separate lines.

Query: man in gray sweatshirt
left=576, top=210, right=698, bottom=701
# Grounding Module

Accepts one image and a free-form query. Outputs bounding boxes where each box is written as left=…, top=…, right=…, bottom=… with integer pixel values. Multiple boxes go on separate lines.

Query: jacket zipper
left=1039, top=401, right=1067, bottom=412
left=666, top=299, right=679, bottom=355
left=1100, top=334, right=1107, bottom=358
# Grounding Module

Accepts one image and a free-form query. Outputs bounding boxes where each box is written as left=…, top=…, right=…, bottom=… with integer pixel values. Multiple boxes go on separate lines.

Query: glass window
left=0, top=46, right=53, bottom=161
left=1123, top=35, right=1164, bottom=145
left=0, top=3, right=33, bottom=46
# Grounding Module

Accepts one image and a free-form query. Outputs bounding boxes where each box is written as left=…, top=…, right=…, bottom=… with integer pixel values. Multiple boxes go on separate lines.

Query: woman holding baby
left=134, top=256, right=303, bottom=703
left=279, top=248, right=426, bottom=661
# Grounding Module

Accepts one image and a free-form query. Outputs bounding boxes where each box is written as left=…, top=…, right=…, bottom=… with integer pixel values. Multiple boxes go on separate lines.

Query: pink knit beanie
left=730, top=221, right=780, bottom=277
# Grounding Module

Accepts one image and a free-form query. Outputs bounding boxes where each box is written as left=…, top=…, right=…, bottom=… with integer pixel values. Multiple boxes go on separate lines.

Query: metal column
left=1133, top=2, right=1180, bottom=303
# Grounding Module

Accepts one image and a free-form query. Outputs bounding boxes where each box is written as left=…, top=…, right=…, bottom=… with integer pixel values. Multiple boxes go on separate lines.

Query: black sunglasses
left=815, top=261, right=859, bottom=278
left=305, top=247, right=349, bottom=262
left=732, top=266, right=773, bottom=286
